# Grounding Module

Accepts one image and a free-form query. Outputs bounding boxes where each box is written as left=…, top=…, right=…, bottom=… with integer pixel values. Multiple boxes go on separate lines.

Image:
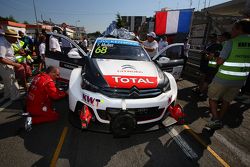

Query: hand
left=206, top=53, right=214, bottom=60
left=14, top=63, right=22, bottom=68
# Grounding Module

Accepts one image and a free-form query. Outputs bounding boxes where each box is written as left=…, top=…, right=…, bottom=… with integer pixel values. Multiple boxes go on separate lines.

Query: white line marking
left=214, top=132, right=250, bottom=167
left=166, top=127, right=198, bottom=160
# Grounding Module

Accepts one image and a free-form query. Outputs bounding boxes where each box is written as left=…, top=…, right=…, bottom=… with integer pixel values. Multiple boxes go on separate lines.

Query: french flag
left=155, top=9, right=193, bottom=35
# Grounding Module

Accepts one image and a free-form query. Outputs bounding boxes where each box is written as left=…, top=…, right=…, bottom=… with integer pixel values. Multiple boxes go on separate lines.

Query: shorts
left=208, top=81, right=240, bottom=102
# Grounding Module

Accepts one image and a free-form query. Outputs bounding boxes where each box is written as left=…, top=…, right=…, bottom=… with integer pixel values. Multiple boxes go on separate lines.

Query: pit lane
left=0, top=79, right=249, bottom=167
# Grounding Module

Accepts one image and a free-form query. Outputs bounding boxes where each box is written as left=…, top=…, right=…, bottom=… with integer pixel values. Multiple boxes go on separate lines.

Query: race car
left=44, top=32, right=187, bottom=82
left=68, top=37, right=185, bottom=137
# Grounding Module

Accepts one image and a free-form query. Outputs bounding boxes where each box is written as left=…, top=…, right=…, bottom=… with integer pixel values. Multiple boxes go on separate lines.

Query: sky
left=0, top=0, right=231, bottom=33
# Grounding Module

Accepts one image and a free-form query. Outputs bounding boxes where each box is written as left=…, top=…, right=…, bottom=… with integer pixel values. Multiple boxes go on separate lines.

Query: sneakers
left=205, top=120, right=223, bottom=130
left=22, top=113, right=32, bottom=131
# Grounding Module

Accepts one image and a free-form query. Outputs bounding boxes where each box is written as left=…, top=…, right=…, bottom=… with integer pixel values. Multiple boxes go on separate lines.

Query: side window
left=60, top=36, right=86, bottom=66
left=165, top=46, right=184, bottom=60
left=46, top=34, right=84, bottom=65
left=59, top=37, right=73, bottom=55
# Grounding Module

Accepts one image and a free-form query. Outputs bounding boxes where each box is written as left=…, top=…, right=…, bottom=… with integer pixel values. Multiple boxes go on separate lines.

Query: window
left=164, top=46, right=184, bottom=60
left=92, top=43, right=150, bottom=61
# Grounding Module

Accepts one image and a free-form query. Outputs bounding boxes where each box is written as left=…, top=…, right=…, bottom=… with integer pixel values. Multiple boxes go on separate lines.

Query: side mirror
left=159, top=57, right=170, bottom=63
left=68, top=48, right=82, bottom=59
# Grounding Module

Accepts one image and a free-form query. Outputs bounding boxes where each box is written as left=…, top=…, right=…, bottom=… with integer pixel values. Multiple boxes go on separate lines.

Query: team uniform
left=26, top=73, right=67, bottom=124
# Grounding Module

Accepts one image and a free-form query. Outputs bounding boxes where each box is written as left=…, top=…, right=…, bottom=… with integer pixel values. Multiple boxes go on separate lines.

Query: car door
left=45, top=33, right=87, bottom=82
left=153, top=44, right=185, bottom=79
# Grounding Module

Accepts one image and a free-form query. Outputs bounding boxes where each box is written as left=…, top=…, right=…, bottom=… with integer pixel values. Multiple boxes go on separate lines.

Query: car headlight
left=81, top=75, right=99, bottom=91
left=162, top=73, right=170, bottom=92
left=162, top=82, right=170, bottom=92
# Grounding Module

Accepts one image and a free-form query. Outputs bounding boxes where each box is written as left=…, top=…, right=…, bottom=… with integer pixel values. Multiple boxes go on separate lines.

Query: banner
left=155, top=9, right=193, bottom=35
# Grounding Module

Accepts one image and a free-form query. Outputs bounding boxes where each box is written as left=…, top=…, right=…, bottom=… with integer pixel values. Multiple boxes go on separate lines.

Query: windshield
left=91, top=40, right=150, bottom=61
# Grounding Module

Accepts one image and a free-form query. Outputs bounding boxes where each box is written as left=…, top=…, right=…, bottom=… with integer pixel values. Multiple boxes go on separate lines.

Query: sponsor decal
left=121, top=65, right=136, bottom=70
left=104, top=75, right=158, bottom=89
left=83, top=94, right=104, bottom=107
left=59, top=62, right=78, bottom=70
left=96, top=39, right=139, bottom=46
left=98, top=43, right=114, bottom=47
left=117, top=65, right=143, bottom=74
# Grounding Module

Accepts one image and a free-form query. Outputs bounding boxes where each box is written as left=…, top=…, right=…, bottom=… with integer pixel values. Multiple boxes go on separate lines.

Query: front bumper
left=69, top=68, right=178, bottom=125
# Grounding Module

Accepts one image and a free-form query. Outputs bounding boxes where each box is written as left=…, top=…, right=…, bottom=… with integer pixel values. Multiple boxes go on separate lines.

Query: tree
left=88, top=31, right=102, bottom=38
left=0, top=15, right=19, bottom=23
left=116, top=13, right=125, bottom=28
left=23, top=21, right=29, bottom=24
left=8, top=15, right=18, bottom=23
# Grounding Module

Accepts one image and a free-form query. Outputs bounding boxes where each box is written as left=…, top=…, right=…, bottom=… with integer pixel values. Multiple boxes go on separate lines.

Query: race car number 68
left=95, top=46, right=107, bottom=54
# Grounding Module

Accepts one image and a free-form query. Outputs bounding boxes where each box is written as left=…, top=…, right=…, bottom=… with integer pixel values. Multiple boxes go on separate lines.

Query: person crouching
left=26, top=66, right=67, bottom=124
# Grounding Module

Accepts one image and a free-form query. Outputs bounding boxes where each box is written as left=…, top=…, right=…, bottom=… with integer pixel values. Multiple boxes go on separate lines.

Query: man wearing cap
left=138, top=32, right=158, bottom=58
left=0, top=29, right=23, bottom=101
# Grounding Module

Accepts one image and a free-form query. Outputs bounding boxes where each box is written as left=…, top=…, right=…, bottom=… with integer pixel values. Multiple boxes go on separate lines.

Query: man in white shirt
left=49, top=30, right=61, bottom=52
left=141, top=32, right=158, bottom=58
left=0, top=29, right=22, bottom=101
left=39, top=35, right=46, bottom=71
left=80, top=36, right=88, bottom=52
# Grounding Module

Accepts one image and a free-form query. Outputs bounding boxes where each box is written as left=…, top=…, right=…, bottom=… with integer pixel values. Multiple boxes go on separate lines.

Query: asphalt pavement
left=0, top=77, right=249, bottom=167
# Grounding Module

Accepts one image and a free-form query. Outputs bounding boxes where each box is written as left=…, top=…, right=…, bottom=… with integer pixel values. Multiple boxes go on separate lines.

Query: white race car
left=68, top=37, right=185, bottom=137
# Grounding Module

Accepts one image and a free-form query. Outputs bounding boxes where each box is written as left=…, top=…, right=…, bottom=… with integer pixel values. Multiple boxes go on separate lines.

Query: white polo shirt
left=39, top=42, right=46, bottom=57
left=143, top=40, right=158, bottom=58
left=49, top=36, right=61, bottom=52
left=0, top=36, right=15, bottom=62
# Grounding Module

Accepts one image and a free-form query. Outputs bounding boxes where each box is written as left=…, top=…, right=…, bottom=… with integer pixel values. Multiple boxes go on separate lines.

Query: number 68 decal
left=95, top=46, right=108, bottom=54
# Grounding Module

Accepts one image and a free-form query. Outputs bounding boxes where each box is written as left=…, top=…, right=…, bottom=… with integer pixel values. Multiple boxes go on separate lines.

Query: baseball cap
left=147, top=32, right=156, bottom=38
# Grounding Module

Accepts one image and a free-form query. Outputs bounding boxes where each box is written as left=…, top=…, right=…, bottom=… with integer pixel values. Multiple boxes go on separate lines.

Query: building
left=0, top=21, right=26, bottom=34
left=65, top=27, right=75, bottom=39
left=121, top=16, right=147, bottom=33
left=73, top=26, right=86, bottom=39
left=26, top=24, right=52, bottom=39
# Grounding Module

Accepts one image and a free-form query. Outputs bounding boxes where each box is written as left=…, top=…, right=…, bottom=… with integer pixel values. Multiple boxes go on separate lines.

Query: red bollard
left=80, top=105, right=92, bottom=129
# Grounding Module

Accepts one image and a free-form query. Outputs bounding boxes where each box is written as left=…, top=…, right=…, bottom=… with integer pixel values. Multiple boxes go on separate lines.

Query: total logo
left=83, top=94, right=104, bottom=107
left=104, top=75, right=158, bottom=89
left=112, top=76, right=154, bottom=84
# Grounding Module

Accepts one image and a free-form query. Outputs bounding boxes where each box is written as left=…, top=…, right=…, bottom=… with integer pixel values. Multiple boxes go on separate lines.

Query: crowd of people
left=194, top=19, right=250, bottom=129
left=0, top=20, right=93, bottom=129
left=0, top=25, right=71, bottom=128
